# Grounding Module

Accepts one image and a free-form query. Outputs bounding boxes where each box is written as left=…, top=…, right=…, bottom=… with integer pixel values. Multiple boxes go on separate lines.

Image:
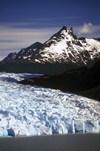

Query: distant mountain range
left=0, top=26, right=100, bottom=75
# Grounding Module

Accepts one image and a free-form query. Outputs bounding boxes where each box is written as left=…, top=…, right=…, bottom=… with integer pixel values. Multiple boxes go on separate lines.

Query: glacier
left=0, top=72, right=100, bottom=137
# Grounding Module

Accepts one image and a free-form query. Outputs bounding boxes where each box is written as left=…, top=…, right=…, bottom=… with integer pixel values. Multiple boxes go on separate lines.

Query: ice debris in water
left=0, top=72, right=100, bottom=137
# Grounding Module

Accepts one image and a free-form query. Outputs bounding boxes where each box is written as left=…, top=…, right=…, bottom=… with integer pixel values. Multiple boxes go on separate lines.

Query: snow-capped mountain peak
left=1, top=26, right=100, bottom=74
left=48, top=26, right=76, bottom=42
left=37, top=27, right=91, bottom=64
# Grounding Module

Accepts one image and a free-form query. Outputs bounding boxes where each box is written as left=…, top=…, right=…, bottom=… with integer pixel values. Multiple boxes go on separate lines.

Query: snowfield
left=0, top=72, right=100, bottom=137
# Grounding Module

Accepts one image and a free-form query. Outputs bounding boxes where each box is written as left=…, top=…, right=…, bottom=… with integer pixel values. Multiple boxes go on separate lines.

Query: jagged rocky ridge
left=1, top=26, right=100, bottom=75
left=18, top=59, right=100, bottom=102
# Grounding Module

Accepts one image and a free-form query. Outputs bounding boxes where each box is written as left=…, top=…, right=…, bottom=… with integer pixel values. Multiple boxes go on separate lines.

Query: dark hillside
left=18, top=60, right=100, bottom=101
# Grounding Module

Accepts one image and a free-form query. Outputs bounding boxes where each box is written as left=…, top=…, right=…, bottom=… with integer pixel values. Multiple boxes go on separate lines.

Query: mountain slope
left=2, top=52, right=17, bottom=62
left=0, top=26, right=100, bottom=74
left=18, top=60, right=100, bottom=101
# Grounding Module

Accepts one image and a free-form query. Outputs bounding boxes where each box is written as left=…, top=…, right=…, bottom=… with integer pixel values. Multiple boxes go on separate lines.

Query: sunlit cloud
left=79, top=23, right=93, bottom=34
left=78, top=23, right=100, bottom=35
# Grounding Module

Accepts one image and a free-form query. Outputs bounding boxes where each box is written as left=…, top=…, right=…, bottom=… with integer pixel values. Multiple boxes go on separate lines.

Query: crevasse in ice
left=0, top=72, right=100, bottom=137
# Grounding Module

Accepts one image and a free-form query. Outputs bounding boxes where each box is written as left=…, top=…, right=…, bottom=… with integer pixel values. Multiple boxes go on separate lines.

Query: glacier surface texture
left=0, top=72, right=100, bottom=137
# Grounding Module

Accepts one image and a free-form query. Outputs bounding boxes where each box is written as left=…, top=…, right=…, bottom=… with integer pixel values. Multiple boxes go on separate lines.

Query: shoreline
left=0, top=133, right=100, bottom=151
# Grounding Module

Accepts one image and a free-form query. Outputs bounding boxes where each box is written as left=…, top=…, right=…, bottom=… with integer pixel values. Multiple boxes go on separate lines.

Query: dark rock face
left=18, top=60, right=100, bottom=101
left=79, top=37, right=86, bottom=40
left=15, top=42, right=43, bottom=61
left=70, top=27, right=73, bottom=34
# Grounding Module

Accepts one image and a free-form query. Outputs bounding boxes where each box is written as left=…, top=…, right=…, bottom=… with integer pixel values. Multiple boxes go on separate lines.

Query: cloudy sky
left=0, top=0, right=100, bottom=61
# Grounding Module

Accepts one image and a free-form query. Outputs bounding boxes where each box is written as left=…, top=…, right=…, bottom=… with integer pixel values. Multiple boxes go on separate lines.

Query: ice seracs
left=0, top=72, right=100, bottom=137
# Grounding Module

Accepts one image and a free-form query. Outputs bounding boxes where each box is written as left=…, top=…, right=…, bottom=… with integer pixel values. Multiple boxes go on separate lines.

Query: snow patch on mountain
left=86, top=38, right=100, bottom=51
